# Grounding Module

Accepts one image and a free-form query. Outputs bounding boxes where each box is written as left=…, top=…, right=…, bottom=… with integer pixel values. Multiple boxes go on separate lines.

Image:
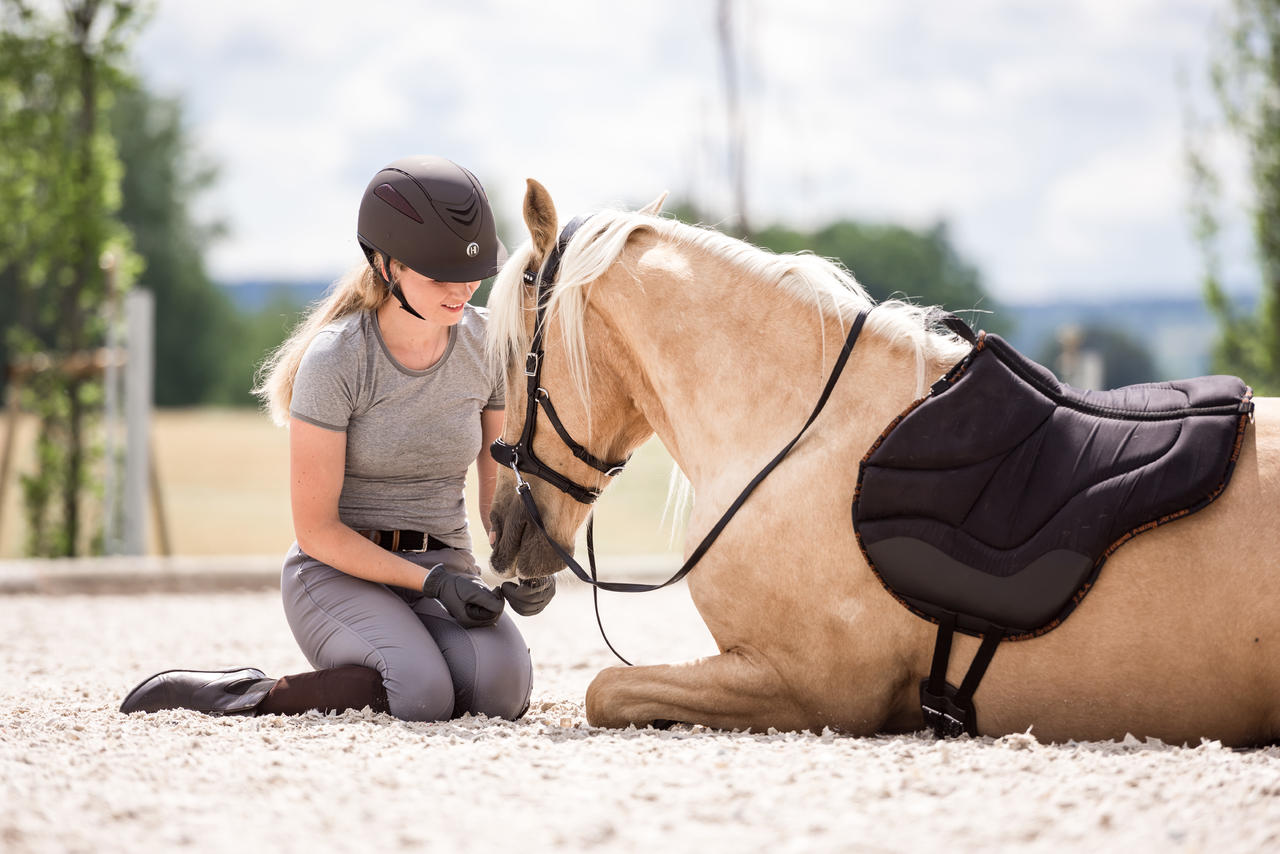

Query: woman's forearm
left=296, top=520, right=428, bottom=590
left=477, top=409, right=504, bottom=539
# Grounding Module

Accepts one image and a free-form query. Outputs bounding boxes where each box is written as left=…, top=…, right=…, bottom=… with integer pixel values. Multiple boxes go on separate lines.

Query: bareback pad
left=853, top=330, right=1254, bottom=640
left=850, top=324, right=1253, bottom=737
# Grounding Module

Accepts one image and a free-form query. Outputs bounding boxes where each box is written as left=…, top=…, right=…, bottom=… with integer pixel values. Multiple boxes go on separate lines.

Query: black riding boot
left=119, top=667, right=276, bottom=715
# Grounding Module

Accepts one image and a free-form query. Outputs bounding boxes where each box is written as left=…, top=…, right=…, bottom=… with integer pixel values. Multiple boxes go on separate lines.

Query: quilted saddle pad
left=852, top=326, right=1253, bottom=639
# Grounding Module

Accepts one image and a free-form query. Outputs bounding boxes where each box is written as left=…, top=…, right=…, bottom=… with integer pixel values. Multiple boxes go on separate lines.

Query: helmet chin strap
left=389, top=279, right=428, bottom=322
left=377, top=257, right=428, bottom=322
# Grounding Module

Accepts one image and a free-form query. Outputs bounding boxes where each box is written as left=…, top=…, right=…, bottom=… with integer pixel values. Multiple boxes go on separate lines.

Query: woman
left=120, top=156, right=553, bottom=721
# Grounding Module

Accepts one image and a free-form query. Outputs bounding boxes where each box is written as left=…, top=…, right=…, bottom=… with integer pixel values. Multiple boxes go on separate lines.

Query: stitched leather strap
left=357, top=530, right=450, bottom=552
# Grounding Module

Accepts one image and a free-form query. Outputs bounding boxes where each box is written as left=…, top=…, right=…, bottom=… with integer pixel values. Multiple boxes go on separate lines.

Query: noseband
left=489, top=216, right=628, bottom=507
left=490, top=215, right=870, bottom=662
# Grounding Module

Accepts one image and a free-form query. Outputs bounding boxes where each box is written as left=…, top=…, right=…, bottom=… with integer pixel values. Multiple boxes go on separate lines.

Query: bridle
left=490, top=216, right=626, bottom=508
left=490, top=215, right=870, bottom=662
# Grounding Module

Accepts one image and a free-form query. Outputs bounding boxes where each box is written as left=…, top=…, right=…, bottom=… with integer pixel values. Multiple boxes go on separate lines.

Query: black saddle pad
left=852, top=329, right=1253, bottom=639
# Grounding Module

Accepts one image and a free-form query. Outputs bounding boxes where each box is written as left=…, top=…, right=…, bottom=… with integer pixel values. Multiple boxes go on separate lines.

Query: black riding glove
left=421, top=564, right=504, bottom=628
left=499, top=576, right=556, bottom=616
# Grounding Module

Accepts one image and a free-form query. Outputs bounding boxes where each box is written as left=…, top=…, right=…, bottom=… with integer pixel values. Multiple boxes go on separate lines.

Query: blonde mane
left=486, top=208, right=972, bottom=401
left=485, top=207, right=975, bottom=546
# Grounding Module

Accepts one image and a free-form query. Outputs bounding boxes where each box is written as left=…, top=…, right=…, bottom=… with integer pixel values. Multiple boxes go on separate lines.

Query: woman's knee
left=383, top=657, right=456, bottom=722
left=464, top=615, right=533, bottom=721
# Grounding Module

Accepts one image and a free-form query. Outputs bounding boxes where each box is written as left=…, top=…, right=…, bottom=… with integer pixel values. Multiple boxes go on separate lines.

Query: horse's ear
left=638, top=191, right=669, bottom=216
left=523, top=178, right=559, bottom=269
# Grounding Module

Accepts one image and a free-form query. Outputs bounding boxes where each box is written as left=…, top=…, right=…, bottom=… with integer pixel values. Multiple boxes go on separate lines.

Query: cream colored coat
left=487, top=180, right=1280, bottom=746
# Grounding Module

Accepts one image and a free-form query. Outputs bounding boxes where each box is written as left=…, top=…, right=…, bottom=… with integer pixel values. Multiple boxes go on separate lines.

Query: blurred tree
left=229, top=294, right=308, bottom=407
left=1035, top=325, right=1158, bottom=390
left=668, top=199, right=1003, bottom=332
left=0, top=0, right=141, bottom=555
left=1187, top=0, right=1280, bottom=393
left=110, top=79, right=247, bottom=407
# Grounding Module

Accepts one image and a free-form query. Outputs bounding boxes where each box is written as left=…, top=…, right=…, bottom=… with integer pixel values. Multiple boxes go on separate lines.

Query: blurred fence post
left=0, top=378, right=21, bottom=551
left=123, top=288, right=154, bottom=555
left=102, top=253, right=124, bottom=554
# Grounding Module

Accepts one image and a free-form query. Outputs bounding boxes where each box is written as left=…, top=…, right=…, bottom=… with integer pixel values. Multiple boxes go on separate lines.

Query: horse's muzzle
left=488, top=486, right=569, bottom=579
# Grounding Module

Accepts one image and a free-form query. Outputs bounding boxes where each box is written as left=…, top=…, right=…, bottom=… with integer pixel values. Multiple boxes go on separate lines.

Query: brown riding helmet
left=357, top=155, right=508, bottom=284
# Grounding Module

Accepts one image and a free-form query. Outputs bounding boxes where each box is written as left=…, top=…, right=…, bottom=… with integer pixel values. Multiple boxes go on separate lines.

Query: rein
left=490, top=216, right=870, bottom=664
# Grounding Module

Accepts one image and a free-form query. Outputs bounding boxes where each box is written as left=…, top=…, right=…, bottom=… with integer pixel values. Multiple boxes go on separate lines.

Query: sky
left=130, top=0, right=1257, bottom=304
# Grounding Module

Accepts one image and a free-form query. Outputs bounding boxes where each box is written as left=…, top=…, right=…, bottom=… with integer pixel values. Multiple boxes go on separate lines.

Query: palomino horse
left=487, top=180, right=1280, bottom=745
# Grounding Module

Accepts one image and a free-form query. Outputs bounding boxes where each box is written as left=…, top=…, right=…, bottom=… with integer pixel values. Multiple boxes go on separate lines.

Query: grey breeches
left=280, top=543, right=532, bottom=722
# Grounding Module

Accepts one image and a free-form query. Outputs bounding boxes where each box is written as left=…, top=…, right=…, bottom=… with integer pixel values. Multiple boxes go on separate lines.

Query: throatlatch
left=853, top=312, right=1253, bottom=737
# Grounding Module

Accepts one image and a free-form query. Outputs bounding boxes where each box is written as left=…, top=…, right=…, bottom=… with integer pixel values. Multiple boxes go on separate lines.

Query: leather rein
left=490, top=216, right=870, bottom=663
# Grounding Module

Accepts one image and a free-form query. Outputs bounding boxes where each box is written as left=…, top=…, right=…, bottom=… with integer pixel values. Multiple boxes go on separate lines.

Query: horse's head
left=486, top=180, right=666, bottom=579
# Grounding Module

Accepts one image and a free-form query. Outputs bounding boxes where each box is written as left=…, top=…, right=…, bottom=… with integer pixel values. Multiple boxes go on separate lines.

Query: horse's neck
left=596, top=251, right=944, bottom=496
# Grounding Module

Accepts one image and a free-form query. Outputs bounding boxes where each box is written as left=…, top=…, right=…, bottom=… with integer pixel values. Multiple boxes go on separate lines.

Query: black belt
left=357, top=530, right=451, bottom=552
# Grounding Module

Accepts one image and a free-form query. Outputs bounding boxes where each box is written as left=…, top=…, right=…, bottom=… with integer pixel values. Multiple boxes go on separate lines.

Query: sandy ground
left=2, top=581, right=1279, bottom=854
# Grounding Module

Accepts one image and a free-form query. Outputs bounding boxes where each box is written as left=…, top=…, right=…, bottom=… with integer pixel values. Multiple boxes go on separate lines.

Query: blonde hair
left=253, top=256, right=389, bottom=425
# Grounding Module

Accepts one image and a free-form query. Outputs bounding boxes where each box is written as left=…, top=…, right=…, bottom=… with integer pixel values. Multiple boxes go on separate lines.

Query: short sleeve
left=290, top=330, right=359, bottom=431
left=477, top=308, right=505, bottom=411
left=485, top=360, right=505, bottom=411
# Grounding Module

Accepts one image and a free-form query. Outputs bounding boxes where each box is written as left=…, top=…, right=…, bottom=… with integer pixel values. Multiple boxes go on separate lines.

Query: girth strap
left=919, top=613, right=1003, bottom=737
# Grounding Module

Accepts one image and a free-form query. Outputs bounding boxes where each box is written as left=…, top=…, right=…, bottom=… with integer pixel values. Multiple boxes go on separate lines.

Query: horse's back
left=972, top=396, right=1280, bottom=744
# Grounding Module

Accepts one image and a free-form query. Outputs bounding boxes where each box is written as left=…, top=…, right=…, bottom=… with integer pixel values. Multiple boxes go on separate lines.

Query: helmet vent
left=373, top=183, right=424, bottom=223
left=445, top=199, right=479, bottom=227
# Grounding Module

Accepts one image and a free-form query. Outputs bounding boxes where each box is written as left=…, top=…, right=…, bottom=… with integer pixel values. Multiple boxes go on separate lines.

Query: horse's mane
left=486, top=209, right=971, bottom=404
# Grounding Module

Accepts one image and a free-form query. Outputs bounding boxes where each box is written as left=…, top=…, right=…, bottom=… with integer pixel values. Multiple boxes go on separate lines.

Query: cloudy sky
left=131, top=0, right=1255, bottom=303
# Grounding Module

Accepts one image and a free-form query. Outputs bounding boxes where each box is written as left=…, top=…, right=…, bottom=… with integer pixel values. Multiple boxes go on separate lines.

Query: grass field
left=0, top=408, right=685, bottom=560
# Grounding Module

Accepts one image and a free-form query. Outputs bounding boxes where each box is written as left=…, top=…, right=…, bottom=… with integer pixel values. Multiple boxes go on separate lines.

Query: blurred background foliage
left=1187, top=0, right=1280, bottom=395
left=3, top=0, right=1280, bottom=556
left=0, top=0, right=141, bottom=555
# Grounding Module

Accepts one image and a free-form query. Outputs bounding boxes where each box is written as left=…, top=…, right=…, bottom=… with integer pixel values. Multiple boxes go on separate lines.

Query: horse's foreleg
left=585, top=646, right=811, bottom=732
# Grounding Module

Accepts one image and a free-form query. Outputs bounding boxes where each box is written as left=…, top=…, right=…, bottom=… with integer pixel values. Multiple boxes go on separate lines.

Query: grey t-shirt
left=289, top=305, right=504, bottom=549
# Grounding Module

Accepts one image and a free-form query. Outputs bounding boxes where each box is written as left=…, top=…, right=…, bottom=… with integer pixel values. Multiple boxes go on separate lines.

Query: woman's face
left=393, top=262, right=479, bottom=326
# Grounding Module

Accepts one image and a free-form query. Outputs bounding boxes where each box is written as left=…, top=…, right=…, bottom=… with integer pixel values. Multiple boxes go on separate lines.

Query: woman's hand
left=422, top=565, right=505, bottom=628
left=499, top=576, right=556, bottom=616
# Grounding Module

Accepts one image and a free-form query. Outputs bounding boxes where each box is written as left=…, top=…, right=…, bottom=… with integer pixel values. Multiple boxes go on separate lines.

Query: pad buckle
left=919, top=679, right=976, bottom=738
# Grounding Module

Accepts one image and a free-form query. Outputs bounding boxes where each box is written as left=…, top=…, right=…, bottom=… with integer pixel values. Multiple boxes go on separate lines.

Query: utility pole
left=717, top=0, right=750, bottom=239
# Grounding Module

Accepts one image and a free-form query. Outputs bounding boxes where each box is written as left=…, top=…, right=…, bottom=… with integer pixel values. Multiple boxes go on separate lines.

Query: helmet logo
left=466, top=242, right=480, bottom=258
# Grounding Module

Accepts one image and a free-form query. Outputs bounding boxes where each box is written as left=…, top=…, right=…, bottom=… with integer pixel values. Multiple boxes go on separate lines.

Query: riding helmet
left=357, top=155, right=508, bottom=284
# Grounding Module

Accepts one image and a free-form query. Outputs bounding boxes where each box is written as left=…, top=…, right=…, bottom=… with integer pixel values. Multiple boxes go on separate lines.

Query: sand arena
left=1, top=569, right=1278, bottom=853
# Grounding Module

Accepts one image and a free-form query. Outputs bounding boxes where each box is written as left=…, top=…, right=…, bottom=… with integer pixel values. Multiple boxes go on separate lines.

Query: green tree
left=1189, top=0, right=1280, bottom=393
left=110, top=80, right=247, bottom=406
left=0, top=0, right=142, bottom=555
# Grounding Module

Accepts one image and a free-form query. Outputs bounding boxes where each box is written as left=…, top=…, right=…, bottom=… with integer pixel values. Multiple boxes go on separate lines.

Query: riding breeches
left=280, top=543, right=533, bottom=722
